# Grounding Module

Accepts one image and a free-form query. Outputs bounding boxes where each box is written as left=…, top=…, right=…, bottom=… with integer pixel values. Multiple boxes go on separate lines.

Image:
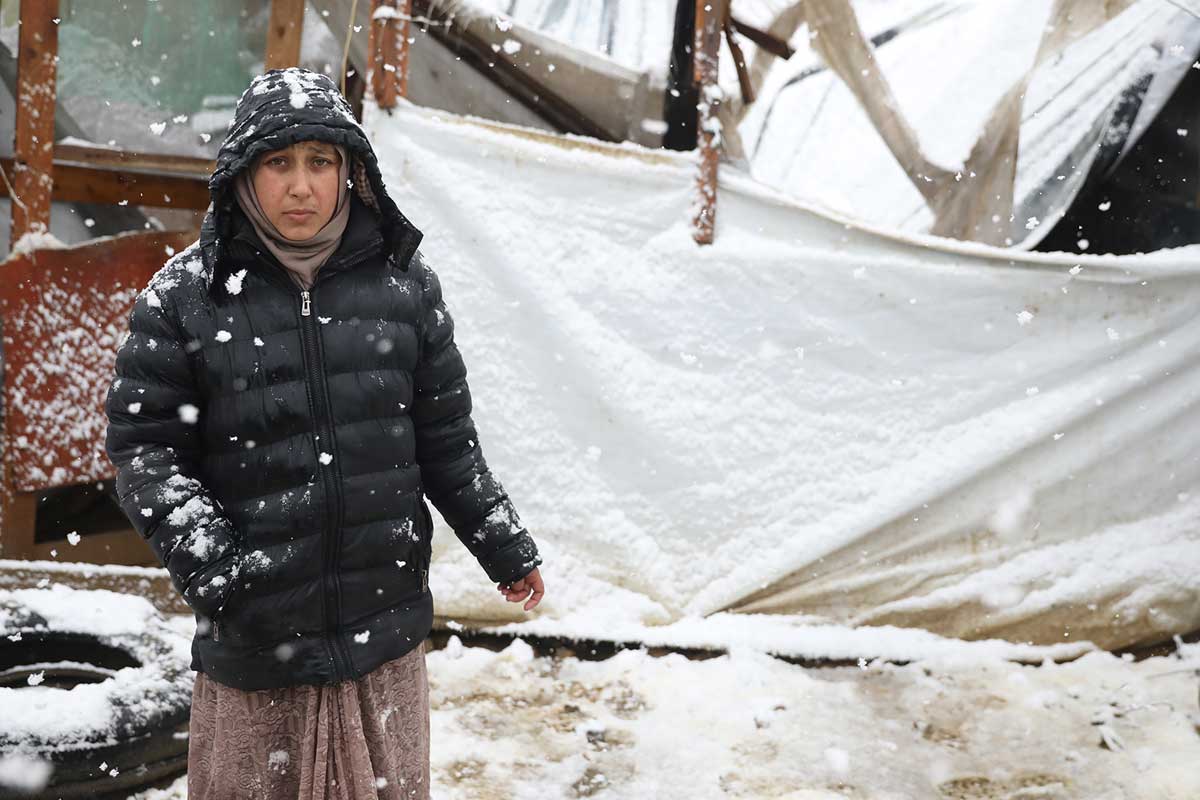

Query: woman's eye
left=313, top=158, right=332, bottom=167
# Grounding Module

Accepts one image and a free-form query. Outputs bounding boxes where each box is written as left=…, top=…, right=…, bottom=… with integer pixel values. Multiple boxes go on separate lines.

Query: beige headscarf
left=233, top=144, right=352, bottom=290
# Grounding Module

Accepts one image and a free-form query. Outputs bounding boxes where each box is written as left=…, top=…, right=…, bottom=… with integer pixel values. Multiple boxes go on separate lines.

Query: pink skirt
left=187, top=642, right=430, bottom=800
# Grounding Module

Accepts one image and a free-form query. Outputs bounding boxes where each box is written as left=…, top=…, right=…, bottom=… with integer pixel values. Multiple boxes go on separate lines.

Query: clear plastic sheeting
left=364, top=102, right=1200, bottom=654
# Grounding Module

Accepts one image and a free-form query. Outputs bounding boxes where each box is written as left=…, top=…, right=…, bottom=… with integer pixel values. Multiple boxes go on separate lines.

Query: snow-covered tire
left=0, top=586, right=193, bottom=798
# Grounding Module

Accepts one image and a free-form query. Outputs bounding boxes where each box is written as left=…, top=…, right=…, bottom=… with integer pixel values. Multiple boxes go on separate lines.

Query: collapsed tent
left=363, top=100, right=1200, bottom=654
left=742, top=0, right=1200, bottom=249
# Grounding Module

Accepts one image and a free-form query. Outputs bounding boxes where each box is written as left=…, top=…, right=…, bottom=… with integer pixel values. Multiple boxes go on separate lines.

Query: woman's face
left=251, top=140, right=343, bottom=240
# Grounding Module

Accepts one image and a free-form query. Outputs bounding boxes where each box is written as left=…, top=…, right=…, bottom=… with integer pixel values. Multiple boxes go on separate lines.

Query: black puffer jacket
left=104, top=68, right=541, bottom=691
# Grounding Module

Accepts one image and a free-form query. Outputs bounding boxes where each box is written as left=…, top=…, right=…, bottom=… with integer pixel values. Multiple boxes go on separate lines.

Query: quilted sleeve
left=104, top=286, right=243, bottom=619
left=410, top=254, right=542, bottom=585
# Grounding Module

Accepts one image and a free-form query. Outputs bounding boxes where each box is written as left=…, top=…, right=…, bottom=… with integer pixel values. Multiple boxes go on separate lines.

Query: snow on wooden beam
left=10, top=0, right=60, bottom=244
left=369, top=0, right=412, bottom=109
left=693, top=0, right=727, bottom=246
left=265, top=0, right=306, bottom=70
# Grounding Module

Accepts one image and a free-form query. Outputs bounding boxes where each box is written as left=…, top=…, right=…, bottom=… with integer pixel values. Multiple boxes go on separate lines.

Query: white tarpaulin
left=365, top=102, right=1200, bottom=653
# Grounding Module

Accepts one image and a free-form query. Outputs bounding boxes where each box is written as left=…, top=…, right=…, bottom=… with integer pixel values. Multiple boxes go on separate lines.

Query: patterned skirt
left=186, top=642, right=430, bottom=799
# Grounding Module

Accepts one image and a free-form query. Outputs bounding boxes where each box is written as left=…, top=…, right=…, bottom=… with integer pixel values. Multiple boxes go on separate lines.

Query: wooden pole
left=368, top=0, right=412, bottom=109
left=692, top=0, right=725, bottom=246
left=265, top=0, right=306, bottom=70
left=10, top=0, right=60, bottom=245
left=723, top=8, right=755, bottom=106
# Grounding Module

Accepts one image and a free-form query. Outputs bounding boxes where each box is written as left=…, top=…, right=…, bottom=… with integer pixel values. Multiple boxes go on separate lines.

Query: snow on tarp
left=365, top=100, right=1200, bottom=653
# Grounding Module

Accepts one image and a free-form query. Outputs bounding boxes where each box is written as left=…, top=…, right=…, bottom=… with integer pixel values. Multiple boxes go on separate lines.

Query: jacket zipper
left=297, top=285, right=353, bottom=683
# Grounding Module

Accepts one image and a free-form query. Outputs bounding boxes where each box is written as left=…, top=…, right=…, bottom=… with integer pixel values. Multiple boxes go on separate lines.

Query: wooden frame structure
left=0, top=0, right=733, bottom=568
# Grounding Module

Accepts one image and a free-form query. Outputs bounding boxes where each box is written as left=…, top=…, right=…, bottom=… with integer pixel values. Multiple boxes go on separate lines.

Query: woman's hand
left=497, top=567, right=544, bottom=611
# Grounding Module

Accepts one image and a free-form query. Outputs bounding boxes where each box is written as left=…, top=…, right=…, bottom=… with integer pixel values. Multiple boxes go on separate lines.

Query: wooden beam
left=693, top=0, right=726, bottom=245
left=723, top=9, right=756, bottom=105
left=53, top=144, right=214, bottom=178
left=730, top=16, right=795, bottom=61
left=369, top=0, right=404, bottom=109
left=10, top=0, right=60, bottom=244
left=313, top=0, right=615, bottom=139
left=410, top=0, right=617, bottom=141
left=0, top=559, right=188, bottom=614
left=265, top=0, right=306, bottom=70
left=0, top=229, right=196, bottom=564
left=0, top=158, right=210, bottom=210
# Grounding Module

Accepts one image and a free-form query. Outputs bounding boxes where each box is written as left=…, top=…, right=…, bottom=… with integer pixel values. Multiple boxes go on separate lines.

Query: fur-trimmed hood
left=199, top=67, right=423, bottom=298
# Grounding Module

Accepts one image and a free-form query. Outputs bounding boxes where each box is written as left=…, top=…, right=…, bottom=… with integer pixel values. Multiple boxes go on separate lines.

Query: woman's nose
left=289, top=169, right=313, bottom=197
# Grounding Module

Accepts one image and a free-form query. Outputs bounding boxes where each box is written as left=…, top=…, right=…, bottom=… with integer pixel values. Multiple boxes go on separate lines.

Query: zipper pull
left=301, top=290, right=311, bottom=316
left=212, top=618, right=220, bottom=642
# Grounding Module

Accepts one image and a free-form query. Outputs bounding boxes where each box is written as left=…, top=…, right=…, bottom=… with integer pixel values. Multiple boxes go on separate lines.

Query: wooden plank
left=723, top=10, right=756, bottom=105
left=0, top=230, right=199, bottom=494
left=0, top=230, right=196, bottom=565
left=730, top=16, right=795, bottom=61
left=692, top=0, right=726, bottom=245
left=0, top=559, right=189, bottom=616
left=0, top=159, right=210, bottom=210
left=0, top=492, right=37, bottom=561
left=395, top=0, right=413, bottom=99
left=369, top=0, right=403, bottom=108
left=53, top=144, right=213, bottom=178
left=410, top=0, right=617, bottom=141
left=314, top=0, right=615, bottom=139
left=265, top=0, right=306, bottom=70
left=10, top=0, right=60, bottom=243
left=30, top=527, right=155, bottom=567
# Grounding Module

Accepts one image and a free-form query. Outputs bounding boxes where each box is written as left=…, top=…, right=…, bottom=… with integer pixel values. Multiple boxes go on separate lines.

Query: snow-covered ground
left=121, top=632, right=1200, bottom=799
left=2, top=588, right=1194, bottom=799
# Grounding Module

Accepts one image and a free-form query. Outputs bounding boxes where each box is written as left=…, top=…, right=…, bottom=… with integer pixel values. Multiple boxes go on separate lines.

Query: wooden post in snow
left=265, top=0, right=306, bottom=70
left=9, top=0, right=60, bottom=245
left=692, top=0, right=725, bottom=246
left=369, top=0, right=413, bottom=109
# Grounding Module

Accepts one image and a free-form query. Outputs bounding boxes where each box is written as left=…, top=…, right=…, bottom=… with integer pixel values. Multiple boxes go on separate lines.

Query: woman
left=104, top=67, right=545, bottom=799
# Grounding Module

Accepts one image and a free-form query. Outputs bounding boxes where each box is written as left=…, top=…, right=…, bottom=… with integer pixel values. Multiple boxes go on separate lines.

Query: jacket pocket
left=209, top=562, right=247, bottom=643
left=418, top=498, right=433, bottom=592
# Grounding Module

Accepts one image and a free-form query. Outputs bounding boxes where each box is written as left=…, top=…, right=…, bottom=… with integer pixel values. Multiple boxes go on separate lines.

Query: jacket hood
left=199, top=67, right=423, bottom=299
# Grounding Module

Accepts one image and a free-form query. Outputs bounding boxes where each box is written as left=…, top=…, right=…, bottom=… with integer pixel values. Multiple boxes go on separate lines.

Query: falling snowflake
left=319, top=452, right=333, bottom=465
left=1016, top=310, right=1034, bottom=326
left=149, top=121, right=166, bottom=136
left=27, top=671, right=44, bottom=686
left=354, top=630, right=371, bottom=644
left=66, top=531, right=81, bottom=546
left=127, top=402, right=142, bottom=414
left=1106, top=328, right=1120, bottom=341
left=215, top=330, right=232, bottom=342
left=178, top=404, right=200, bottom=424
